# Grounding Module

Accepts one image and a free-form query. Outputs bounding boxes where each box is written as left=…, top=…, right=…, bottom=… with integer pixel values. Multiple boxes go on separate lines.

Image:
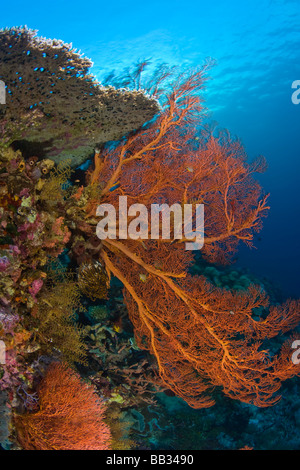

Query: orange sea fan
left=15, top=362, right=111, bottom=450
left=84, top=62, right=300, bottom=408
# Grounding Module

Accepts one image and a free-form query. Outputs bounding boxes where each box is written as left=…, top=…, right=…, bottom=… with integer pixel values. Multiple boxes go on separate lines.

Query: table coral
left=0, top=27, right=159, bottom=167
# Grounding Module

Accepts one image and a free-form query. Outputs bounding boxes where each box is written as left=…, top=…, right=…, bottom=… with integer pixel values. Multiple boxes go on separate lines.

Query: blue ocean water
left=1, top=0, right=299, bottom=297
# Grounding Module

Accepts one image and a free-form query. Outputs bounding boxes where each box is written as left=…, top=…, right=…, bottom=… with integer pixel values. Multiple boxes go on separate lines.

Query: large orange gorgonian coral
left=14, top=362, right=111, bottom=450
left=81, top=62, right=300, bottom=409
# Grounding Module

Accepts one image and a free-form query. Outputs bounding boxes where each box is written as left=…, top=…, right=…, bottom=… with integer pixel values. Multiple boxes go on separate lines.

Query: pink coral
left=0, top=256, right=10, bottom=272
left=28, top=279, right=43, bottom=301
left=44, top=217, right=71, bottom=256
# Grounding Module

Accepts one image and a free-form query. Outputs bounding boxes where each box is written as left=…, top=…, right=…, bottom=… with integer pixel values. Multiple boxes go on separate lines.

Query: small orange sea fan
left=14, top=362, right=111, bottom=450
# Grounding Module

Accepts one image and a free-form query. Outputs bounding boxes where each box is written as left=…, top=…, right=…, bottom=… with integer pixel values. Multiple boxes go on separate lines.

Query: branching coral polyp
left=84, top=61, right=300, bottom=408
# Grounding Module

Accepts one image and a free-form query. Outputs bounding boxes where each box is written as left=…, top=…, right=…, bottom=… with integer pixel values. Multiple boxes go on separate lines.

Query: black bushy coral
left=30, top=272, right=87, bottom=365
